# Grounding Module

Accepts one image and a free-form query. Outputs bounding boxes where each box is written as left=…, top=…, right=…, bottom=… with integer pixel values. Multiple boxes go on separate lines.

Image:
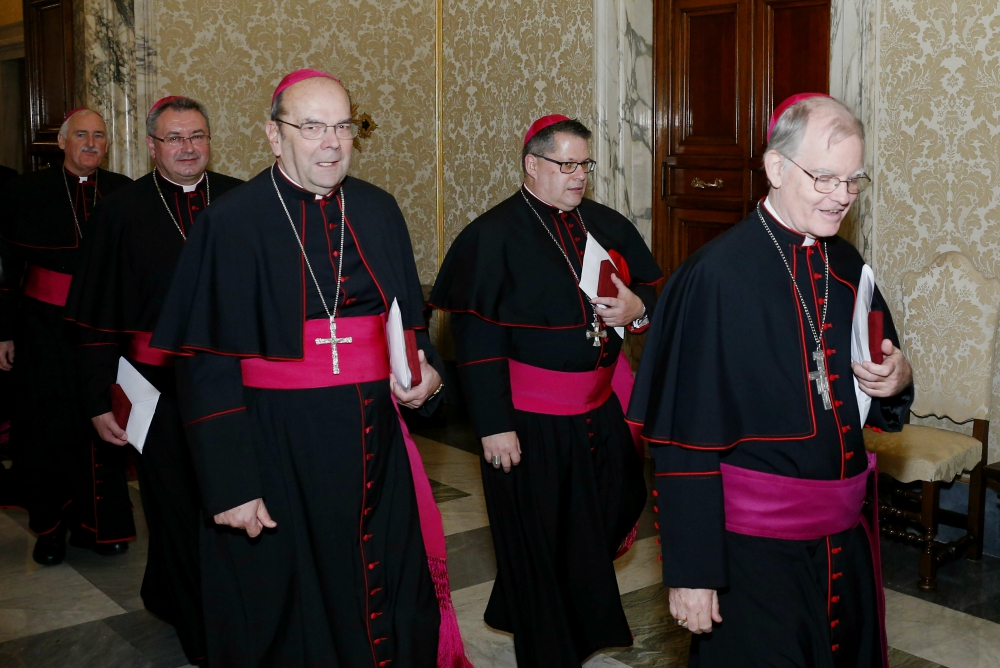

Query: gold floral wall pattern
left=874, top=0, right=1000, bottom=459
left=153, top=0, right=439, bottom=281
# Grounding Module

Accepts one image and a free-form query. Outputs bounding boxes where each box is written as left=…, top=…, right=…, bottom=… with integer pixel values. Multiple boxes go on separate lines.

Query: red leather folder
left=598, top=260, right=618, bottom=298
left=110, top=383, right=132, bottom=430
left=868, top=311, right=884, bottom=365
left=404, top=330, right=422, bottom=387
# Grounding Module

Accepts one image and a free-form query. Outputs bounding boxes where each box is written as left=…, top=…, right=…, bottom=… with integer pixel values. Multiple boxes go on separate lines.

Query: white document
left=116, top=357, right=160, bottom=454
left=851, top=264, right=876, bottom=428
left=578, top=235, right=625, bottom=338
left=387, top=298, right=413, bottom=391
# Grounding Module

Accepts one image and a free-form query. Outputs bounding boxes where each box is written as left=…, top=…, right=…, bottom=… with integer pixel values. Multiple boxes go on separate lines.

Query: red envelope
left=868, top=311, right=884, bottom=365
left=598, top=260, right=618, bottom=298
left=404, top=330, right=422, bottom=388
left=110, top=383, right=132, bottom=431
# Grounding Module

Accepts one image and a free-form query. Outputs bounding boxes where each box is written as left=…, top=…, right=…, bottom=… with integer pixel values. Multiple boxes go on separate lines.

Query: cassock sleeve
left=626, top=283, right=658, bottom=335
left=413, top=329, right=446, bottom=417
left=175, top=352, right=263, bottom=516
left=450, top=313, right=516, bottom=438
left=652, top=446, right=729, bottom=589
left=863, top=285, right=914, bottom=432
left=77, top=327, right=123, bottom=418
left=0, top=240, right=25, bottom=341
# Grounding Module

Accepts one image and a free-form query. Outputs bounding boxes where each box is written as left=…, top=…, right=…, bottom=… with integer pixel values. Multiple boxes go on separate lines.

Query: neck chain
left=756, top=203, right=833, bottom=410
left=521, top=187, right=607, bottom=346
left=270, top=164, right=352, bottom=374
left=153, top=169, right=210, bottom=241
left=62, top=167, right=98, bottom=239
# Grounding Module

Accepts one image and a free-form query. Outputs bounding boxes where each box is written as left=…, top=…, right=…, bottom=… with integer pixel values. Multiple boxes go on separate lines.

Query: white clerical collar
left=764, top=197, right=816, bottom=246
left=160, top=170, right=205, bottom=193
left=522, top=183, right=569, bottom=214
left=277, top=162, right=335, bottom=201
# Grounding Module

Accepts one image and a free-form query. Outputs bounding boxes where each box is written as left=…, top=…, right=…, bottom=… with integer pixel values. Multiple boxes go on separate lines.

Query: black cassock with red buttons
left=628, top=204, right=913, bottom=668
left=150, top=167, right=443, bottom=668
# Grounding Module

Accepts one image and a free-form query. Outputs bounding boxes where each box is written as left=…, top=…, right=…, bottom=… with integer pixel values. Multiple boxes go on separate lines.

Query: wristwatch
left=631, top=306, right=649, bottom=330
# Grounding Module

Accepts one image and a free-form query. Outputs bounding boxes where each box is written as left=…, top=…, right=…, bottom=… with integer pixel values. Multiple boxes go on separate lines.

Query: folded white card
left=116, top=357, right=160, bottom=453
left=579, top=234, right=625, bottom=338
left=851, top=264, right=876, bottom=428
left=387, top=298, right=413, bottom=391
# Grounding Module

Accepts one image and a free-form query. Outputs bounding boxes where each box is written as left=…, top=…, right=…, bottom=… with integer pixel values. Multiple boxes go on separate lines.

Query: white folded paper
left=578, top=234, right=625, bottom=338
left=116, top=357, right=160, bottom=454
left=851, top=264, right=876, bottom=428
left=387, top=298, right=413, bottom=391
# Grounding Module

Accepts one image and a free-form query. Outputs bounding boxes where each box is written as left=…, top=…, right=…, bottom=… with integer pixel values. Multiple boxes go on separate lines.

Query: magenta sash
left=128, top=331, right=175, bottom=367
left=722, top=452, right=888, bottom=668
left=508, top=352, right=645, bottom=558
left=238, top=316, right=471, bottom=668
left=23, top=265, right=73, bottom=306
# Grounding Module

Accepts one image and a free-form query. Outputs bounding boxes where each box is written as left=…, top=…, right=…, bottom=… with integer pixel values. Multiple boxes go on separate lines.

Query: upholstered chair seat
left=865, top=425, right=983, bottom=483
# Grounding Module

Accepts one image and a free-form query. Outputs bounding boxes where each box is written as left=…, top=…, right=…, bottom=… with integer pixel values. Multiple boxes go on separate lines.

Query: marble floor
left=1, top=413, right=998, bottom=666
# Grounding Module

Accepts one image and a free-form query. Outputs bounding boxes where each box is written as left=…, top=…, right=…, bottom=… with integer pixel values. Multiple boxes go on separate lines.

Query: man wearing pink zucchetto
left=152, top=70, right=471, bottom=668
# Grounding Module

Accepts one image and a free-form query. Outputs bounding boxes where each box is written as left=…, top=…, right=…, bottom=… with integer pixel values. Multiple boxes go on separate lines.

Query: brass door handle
left=691, top=177, right=724, bottom=189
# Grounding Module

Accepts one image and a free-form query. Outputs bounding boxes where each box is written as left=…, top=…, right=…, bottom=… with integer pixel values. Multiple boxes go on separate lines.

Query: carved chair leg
left=968, top=419, right=990, bottom=560
left=919, top=480, right=940, bottom=591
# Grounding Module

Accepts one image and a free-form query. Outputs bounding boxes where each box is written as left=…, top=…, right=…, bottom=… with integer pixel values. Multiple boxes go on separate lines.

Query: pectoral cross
left=808, top=348, right=833, bottom=410
left=586, top=314, right=607, bottom=347
left=315, top=317, right=353, bottom=374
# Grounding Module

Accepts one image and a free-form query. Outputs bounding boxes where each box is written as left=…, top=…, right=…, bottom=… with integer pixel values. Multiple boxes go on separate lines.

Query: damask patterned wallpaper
left=873, top=0, right=1000, bottom=459
left=151, top=0, right=593, bottom=283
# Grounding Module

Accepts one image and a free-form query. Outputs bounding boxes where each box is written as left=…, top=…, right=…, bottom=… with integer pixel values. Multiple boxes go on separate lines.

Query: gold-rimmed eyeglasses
left=785, top=156, right=871, bottom=194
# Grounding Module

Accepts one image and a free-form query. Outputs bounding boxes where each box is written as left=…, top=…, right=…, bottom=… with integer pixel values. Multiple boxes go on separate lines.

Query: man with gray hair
left=629, top=94, right=913, bottom=667
left=0, top=107, right=133, bottom=566
left=65, top=95, right=242, bottom=665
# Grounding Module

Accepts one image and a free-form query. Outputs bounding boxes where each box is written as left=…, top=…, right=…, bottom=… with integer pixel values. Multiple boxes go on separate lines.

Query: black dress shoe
left=32, top=530, right=67, bottom=566
left=69, top=529, right=130, bottom=556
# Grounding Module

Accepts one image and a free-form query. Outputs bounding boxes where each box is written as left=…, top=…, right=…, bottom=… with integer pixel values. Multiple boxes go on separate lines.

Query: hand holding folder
left=113, top=357, right=160, bottom=453
left=387, top=298, right=422, bottom=392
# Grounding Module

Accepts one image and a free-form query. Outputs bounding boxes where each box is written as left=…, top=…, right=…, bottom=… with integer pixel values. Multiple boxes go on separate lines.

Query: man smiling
left=629, top=95, right=913, bottom=667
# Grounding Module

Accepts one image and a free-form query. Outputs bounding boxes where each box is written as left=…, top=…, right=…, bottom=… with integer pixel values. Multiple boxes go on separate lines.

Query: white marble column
left=592, top=0, right=654, bottom=246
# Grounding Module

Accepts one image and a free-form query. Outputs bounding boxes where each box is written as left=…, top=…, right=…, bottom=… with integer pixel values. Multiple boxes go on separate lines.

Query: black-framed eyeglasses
left=276, top=119, right=359, bottom=140
left=150, top=134, right=211, bottom=148
left=531, top=153, right=597, bottom=174
left=785, top=156, right=871, bottom=194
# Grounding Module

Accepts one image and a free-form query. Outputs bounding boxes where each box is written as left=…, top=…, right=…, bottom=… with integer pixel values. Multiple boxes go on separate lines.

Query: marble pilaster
left=592, top=0, right=654, bottom=246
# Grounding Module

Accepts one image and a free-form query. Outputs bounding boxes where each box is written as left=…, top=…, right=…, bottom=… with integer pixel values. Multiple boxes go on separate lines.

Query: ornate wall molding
left=0, top=21, right=24, bottom=61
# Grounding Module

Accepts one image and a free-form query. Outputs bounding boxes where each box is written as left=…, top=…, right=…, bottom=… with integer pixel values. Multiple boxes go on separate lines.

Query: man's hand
left=590, top=275, right=645, bottom=328
left=0, top=340, right=14, bottom=371
left=391, top=349, right=443, bottom=409
left=669, top=588, right=722, bottom=634
left=482, top=431, right=521, bottom=473
left=851, top=339, right=912, bottom=398
left=213, top=498, right=277, bottom=538
left=91, top=412, right=129, bottom=446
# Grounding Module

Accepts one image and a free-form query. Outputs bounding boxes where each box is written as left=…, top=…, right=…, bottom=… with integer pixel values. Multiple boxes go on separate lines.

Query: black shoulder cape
left=65, top=170, right=244, bottom=332
left=0, top=166, right=132, bottom=249
left=429, top=191, right=662, bottom=327
left=151, top=168, right=428, bottom=358
left=627, top=207, right=908, bottom=448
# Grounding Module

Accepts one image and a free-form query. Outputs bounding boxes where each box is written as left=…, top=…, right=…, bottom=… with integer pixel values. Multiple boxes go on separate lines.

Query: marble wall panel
left=442, top=0, right=594, bottom=249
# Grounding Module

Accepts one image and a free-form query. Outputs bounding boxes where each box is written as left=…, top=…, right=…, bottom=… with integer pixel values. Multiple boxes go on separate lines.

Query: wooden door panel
left=668, top=207, right=744, bottom=274
left=24, top=0, right=75, bottom=170
left=668, top=166, right=744, bottom=198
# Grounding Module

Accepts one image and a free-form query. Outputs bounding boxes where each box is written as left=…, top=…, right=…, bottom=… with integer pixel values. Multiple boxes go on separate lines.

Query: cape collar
left=762, top=197, right=816, bottom=247
left=276, top=162, right=341, bottom=202
left=157, top=169, right=205, bottom=193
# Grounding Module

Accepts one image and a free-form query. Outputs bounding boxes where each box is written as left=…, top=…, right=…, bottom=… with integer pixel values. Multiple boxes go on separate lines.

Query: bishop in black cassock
left=431, top=116, right=662, bottom=666
left=0, top=108, right=134, bottom=565
left=628, top=95, right=913, bottom=667
left=65, top=96, right=243, bottom=664
left=151, top=70, right=470, bottom=668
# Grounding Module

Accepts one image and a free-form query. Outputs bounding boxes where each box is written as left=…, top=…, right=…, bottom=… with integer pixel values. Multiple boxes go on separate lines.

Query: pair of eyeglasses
left=785, top=157, right=871, bottom=194
left=150, top=134, right=211, bottom=147
left=531, top=153, right=597, bottom=174
left=276, top=119, right=359, bottom=140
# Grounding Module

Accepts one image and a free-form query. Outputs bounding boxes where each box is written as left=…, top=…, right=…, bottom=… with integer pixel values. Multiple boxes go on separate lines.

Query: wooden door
left=652, top=0, right=830, bottom=276
left=22, top=0, right=75, bottom=171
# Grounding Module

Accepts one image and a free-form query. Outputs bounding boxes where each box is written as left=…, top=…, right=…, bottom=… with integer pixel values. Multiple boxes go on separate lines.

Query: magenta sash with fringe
left=721, top=453, right=888, bottom=668
left=240, top=316, right=473, bottom=668
left=508, top=352, right=644, bottom=558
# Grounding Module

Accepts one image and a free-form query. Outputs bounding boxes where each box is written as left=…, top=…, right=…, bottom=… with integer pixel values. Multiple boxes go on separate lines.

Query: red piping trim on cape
left=184, top=406, right=246, bottom=427
left=457, top=356, right=507, bottom=367
left=654, top=470, right=721, bottom=477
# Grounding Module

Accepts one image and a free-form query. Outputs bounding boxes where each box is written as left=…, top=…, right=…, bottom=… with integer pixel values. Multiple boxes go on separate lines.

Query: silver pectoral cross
left=586, top=314, right=607, bottom=347
left=808, top=348, right=833, bottom=410
left=315, top=317, right=353, bottom=374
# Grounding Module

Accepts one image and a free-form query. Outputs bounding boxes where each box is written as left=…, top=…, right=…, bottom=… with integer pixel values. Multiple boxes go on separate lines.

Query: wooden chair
left=864, top=252, right=1000, bottom=591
